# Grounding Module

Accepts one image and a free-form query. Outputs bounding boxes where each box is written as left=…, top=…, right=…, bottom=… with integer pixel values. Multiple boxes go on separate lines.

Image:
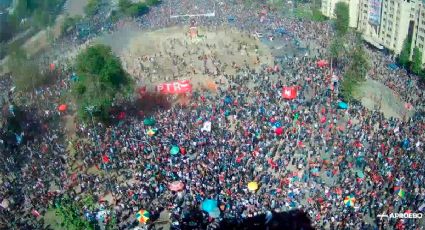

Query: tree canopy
left=85, top=0, right=102, bottom=16
left=73, top=44, right=133, bottom=121
left=398, top=37, right=412, bottom=68
left=411, top=47, right=423, bottom=75
left=53, top=195, right=94, bottom=230
left=334, top=2, right=349, bottom=36
left=0, top=0, right=65, bottom=43
left=341, top=40, right=370, bottom=100
left=119, top=0, right=149, bottom=17
left=7, top=48, right=51, bottom=92
left=330, top=37, right=344, bottom=60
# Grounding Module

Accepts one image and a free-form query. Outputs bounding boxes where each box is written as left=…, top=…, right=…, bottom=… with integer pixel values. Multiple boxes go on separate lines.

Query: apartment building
left=321, top=0, right=425, bottom=65
left=412, top=1, right=425, bottom=62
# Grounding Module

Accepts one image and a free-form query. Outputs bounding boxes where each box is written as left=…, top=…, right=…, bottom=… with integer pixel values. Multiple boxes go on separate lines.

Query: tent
left=227, top=16, right=235, bottom=22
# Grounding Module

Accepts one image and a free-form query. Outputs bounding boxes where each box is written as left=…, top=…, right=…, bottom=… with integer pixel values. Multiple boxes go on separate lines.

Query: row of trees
left=85, top=0, right=102, bottom=16
left=0, top=0, right=65, bottom=43
left=398, top=38, right=425, bottom=78
left=331, top=2, right=370, bottom=100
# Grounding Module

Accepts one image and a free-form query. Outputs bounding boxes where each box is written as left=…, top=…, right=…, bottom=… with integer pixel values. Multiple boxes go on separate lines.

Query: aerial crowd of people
left=0, top=0, right=424, bottom=229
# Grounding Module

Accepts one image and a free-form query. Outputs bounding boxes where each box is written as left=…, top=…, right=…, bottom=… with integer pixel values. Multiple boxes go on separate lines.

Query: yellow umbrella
left=247, top=182, right=258, bottom=191
left=147, top=129, right=156, bottom=137
left=136, top=210, right=150, bottom=223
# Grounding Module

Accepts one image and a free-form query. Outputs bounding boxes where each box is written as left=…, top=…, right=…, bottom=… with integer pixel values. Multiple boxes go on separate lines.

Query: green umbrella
left=356, top=171, right=365, bottom=178
left=170, top=146, right=180, bottom=155
left=144, top=118, right=156, bottom=126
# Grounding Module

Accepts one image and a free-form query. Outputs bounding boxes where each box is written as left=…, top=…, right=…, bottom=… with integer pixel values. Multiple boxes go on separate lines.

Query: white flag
left=201, top=121, right=212, bottom=132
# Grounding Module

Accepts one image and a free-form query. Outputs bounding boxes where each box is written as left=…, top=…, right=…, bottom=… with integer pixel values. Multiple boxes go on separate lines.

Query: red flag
left=102, top=155, right=110, bottom=163
left=282, top=86, right=297, bottom=99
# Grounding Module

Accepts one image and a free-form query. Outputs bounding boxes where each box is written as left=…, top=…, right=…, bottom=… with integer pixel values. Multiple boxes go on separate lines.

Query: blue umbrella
left=272, top=121, right=282, bottom=128
left=338, top=102, right=348, bottom=109
left=201, top=199, right=218, bottom=213
left=209, top=207, right=221, bottom=218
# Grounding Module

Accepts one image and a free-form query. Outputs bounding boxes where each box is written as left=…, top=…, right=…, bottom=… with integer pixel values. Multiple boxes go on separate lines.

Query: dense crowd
left=0, top=0, right=424, bottom=229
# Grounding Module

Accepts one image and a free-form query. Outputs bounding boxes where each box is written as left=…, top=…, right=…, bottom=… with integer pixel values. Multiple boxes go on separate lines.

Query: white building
left=322, top=0, right=425, bottom=64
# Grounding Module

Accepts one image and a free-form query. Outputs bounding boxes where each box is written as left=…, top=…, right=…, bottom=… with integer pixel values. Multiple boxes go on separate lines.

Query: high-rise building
left=411, top=1, right=425, bottom=61
left=321, top=0, right=425, bottom=65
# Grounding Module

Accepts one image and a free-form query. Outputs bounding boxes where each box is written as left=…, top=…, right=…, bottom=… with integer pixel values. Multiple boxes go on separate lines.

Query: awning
left=363, top=35, right=383, bottom=49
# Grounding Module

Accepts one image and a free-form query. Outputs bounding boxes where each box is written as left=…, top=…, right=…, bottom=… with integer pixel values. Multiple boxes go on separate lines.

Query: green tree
left=146, top=0, right=161, bottom=6
left=73, top=44, right=133, bottom=121
left=85, top=0, right=101, bottom=16
left=398, top=37, right=412, bottom=68
left=62, top=15, right=83, bottom=34
left=334, top=2, right=349, bottom=36
left=330, top=37, right=344, bottom=62
left=119, top=0, right=149, bottom=17
left=7, top=48, right=51, bottom=92
left=54, top=196, right=94, bottom=230
left=410, top=47, right=422, bottom=75
left=341, top=41, right=370, bottom=100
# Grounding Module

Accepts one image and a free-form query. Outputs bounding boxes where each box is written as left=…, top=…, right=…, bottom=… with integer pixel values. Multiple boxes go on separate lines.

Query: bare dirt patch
left=97, top=24, right=274, bottom=89
left=354, top=79, right=413, bottom=119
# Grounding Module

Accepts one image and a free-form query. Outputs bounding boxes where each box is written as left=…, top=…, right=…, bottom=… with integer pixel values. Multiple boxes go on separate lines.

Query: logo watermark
left=377, top=213, right=423, bottom=220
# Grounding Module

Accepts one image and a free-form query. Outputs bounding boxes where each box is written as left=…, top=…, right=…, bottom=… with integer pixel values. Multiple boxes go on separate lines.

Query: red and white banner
left=157, top=80, right=192, bottom=94
left=282, top=86, right=298, bottom=99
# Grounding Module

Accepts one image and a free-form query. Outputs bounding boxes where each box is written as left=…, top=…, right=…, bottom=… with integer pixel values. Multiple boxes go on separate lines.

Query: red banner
left=157, top=80, right=192, bottom=94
